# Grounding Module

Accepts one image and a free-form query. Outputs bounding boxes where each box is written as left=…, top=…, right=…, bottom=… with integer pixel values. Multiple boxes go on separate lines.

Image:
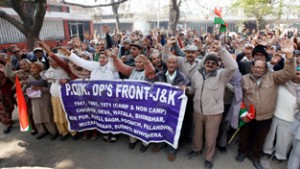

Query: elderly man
left=118, top=37, right=131, bottom=58
left=149, top=50, right=167, bottom=72
left=30, top=47, right=49, bottom=69
left=236, top=42, right=254, bottom=63
left=149, top=55, right=189, bottom=161
left=8, top=45, right=30, bottom=70
left=185, top=40, right=238, bottom=169
left=236, top=40, right=295, bottom=169
left=239, top=45, right=284, bottom=75
left=262, top=66, right=300, bottom=163
left=162, top=37, right=202, bottom=144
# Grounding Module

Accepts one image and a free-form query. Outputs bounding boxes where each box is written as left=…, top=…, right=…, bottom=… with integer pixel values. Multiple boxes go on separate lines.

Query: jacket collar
left=162, top=69, right=181, bottom=83
left=199, top=67, right=218, bottom=78
left=249, top=73, right=267, bottom=85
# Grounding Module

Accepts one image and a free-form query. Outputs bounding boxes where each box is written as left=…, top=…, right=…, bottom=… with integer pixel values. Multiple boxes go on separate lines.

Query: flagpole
left=228, top=128, right=240, bottom=144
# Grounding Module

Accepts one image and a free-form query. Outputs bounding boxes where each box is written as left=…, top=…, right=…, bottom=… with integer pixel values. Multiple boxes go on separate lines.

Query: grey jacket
left=187, top=48, right=238, bottom=115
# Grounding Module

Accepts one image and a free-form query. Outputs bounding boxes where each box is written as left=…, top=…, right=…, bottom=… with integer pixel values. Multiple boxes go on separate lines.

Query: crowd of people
left=0, top=25, right=300, bottom=169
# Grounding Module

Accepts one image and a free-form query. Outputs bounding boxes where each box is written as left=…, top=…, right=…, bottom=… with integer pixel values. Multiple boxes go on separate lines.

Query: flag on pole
left=228, top=102, right=255, bottom=144
left=15, top=75, right=31, bottom=132
left=238, top=102, right=255, bottom=127
left=214, top=7, right=228, bottom=32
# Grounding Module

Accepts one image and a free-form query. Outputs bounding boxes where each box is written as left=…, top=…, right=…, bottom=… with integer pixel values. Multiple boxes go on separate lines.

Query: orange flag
left=214, top=7, right=222, bottom=18
left=246, top=104, right=255, bottom=120
left=15, top=75, right=31, bottom=132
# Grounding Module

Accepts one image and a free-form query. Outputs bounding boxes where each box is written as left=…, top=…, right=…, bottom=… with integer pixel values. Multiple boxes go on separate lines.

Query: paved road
left=0, top=112, right=288, bottom=169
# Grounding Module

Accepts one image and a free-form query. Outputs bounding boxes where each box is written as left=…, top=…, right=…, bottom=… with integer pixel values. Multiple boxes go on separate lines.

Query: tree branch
left=10, top=1, right=29, bottom=25
left=32, top=0, right=46, bottom=34
left=0, top=9, right=26, bottom=34
left=60, top=0, right=128, bottom=8
left=177, top=0, right=182, bottom=7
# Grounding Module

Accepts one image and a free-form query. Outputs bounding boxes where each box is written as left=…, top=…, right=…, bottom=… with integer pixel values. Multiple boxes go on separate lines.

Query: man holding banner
left=147, top=55, right=190, bottom=161
left=185, top=39, right=238, bottom=169
left=60, top=79, right=188, bottom=152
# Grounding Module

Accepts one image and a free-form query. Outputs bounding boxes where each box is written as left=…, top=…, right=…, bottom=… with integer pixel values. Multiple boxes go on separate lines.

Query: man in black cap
left=236, top=40, right=296, bottom=169
left=239, top=45, right=282, bottom=75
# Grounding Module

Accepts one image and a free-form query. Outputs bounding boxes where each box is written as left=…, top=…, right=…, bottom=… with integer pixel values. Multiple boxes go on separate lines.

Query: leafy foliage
left=231, top=0, right=273, bottom=19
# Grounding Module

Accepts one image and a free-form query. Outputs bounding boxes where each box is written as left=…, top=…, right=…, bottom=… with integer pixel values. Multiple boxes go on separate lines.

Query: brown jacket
left=242, top=58, right=296, bottom=121
left=187, top=48, right=238, bottom=115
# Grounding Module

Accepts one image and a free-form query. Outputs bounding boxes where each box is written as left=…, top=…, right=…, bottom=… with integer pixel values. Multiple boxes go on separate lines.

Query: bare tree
left=169, top=0, right=182, bottom=34
left=0, top=0, right=47, bottom=50
left=111, top=0, right=120, bottom=32
left=61, top=0, right=128, bottom=33
left=60, top=0, right=128, bottom=8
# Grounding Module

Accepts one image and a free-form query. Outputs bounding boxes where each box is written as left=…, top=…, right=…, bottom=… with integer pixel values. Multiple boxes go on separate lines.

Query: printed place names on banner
left=74, top=101, right=167, bottom=115
left=61, top=80, right=187, bottom=148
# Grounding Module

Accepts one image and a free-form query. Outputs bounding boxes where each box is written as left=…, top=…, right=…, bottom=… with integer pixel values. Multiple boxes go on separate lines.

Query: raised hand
left=1, top=53, right=11, bottom=63
left=139, top=54, right=150, bottom=64
left=120, top=55, right=127, bottom=62
left=258, top=38, right=268, bottom=46
left=112, top=46, right=119, bottom=56
left=58, top=47, right=71, bottom=57
left=84, top=32, right=90, bottom=40
left=103, top=25, right=110, bottom=34
left=280, top=38, right=294, bottom=59
left=205, top=36, right=215, bottom=46
left=38, top=41, right=52, bottom=55
left=73, top=37, right=81, bottom=48
left=167, top=37, right=177, bottom=47
left=270, top=53, right=282, bottom=65
left=210, top=39, right=222, bottom=52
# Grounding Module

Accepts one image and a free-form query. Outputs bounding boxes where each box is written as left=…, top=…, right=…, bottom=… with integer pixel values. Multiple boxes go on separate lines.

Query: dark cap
left=204, top=53, right=219, bottom=64
left=252, top=45, right=269, bottom=59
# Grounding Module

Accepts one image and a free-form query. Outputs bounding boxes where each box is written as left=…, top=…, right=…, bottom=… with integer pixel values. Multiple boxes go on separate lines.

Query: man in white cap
left=162, top=37, right=202, bottom=144
left=236, top=42, right=254, bottom=63
left=31, top=47, right=49, bottom=69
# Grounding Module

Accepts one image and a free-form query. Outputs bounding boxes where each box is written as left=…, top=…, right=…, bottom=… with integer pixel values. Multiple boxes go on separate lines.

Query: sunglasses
left=205, top=61, right=217, bottom=66
left=13, top=50, right=20, bottom=54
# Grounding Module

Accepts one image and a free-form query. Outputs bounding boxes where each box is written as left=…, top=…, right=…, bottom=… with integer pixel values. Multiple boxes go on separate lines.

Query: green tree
left=231, top=0, right=273, bottom=30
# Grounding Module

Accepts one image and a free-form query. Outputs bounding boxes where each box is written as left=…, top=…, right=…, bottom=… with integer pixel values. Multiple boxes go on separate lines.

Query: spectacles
left=253, top=66, right=265, bottom=70
left=131, top=47, right=139, bottom=50
left=13, top=50, right=20, bottom=54
left=205, top=61, right=217, bottom=66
